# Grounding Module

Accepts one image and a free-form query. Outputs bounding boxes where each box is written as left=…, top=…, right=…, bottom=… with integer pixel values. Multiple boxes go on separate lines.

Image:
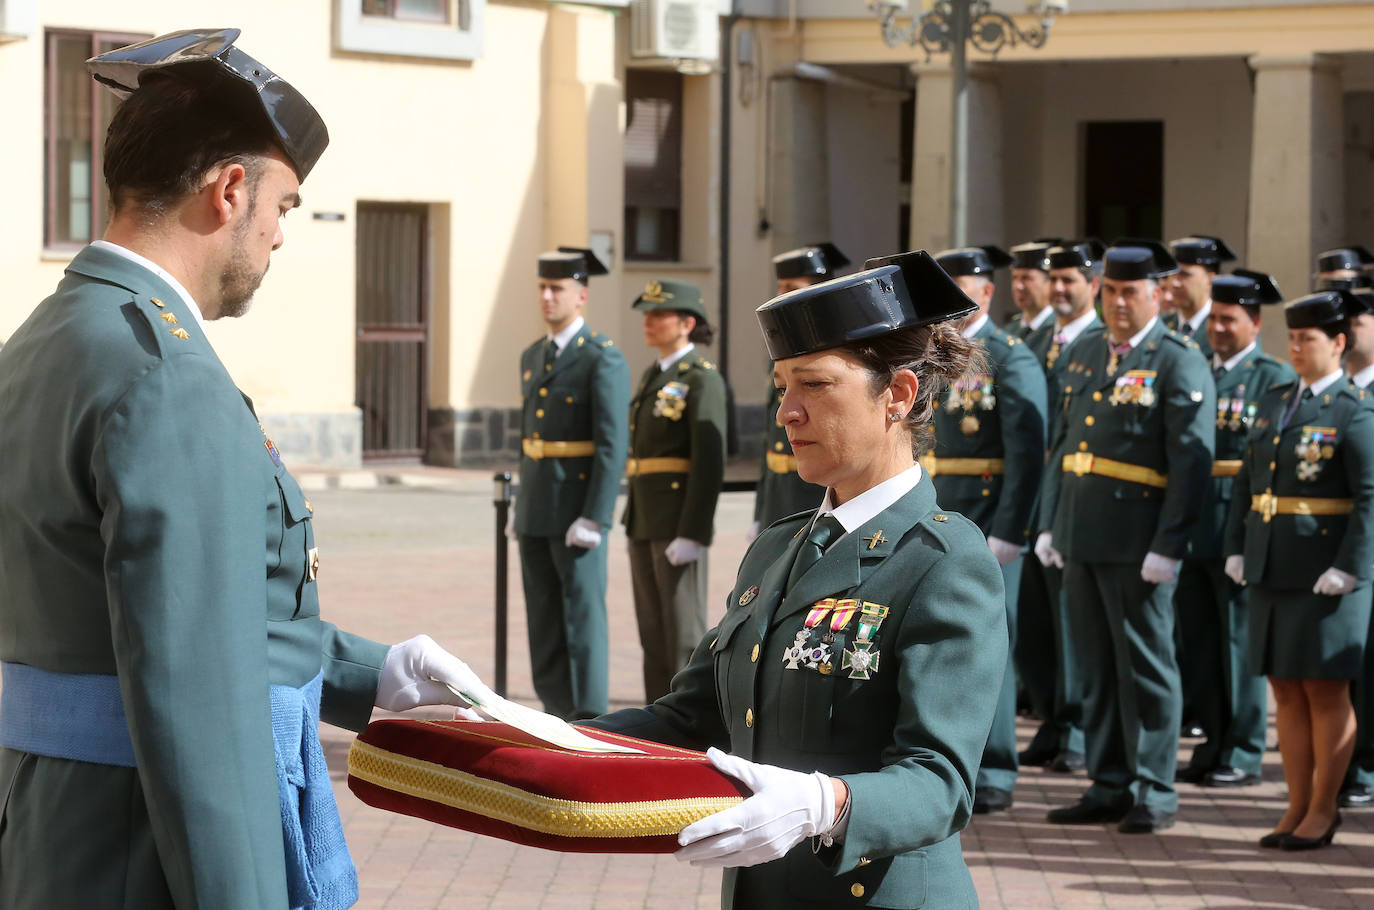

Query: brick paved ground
left=307, top=468, right=1374, bottom=909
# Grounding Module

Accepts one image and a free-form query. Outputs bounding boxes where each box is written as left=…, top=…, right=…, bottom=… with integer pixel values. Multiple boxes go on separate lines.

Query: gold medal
left=961, top=415, right=980, bottom=435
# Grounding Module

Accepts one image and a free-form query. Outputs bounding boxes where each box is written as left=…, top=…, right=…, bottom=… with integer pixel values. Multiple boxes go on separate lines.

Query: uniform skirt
left=1249, top=584, right=1372, bottom=679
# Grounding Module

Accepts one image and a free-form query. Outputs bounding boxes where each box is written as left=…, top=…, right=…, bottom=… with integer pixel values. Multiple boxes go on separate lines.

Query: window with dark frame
left=44, top=29, right=149, bottom=250
left=361, top=0, right=451, bottom=24
left=624, top=68, right=683, bottom=263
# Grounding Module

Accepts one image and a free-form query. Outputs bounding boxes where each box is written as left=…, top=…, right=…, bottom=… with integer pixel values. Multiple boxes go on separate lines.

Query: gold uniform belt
left=1250, top=493, right=1353, bottom=522
left=625, top=457, right=692, bottom=477
left=1211, top=460, right=1242, bottom=478
left=918, top=455, right=1005, bottom=478
left=522, top=439, right=596, bottom=460
left=1061, top=452, right=1168, bottom=489
left=766, top=451, right=798, bottom=474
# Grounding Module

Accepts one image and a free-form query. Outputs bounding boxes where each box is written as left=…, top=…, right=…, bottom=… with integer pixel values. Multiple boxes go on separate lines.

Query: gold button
left=1065, top=386, right=1073, bottom=394
left=566, top=396, right=574, bottom=404
left=851, top=884, right=865, bottom=898
left=1273, top=436, right=1281, bottom=445
left=1084, top=416, right=1095, bottom=426
left=671, top=481, right=680, bottom=490
left=751, top=643, right=760, bottom=662
left=304, top=499, right=313, bottom=513
left=1078, top=441, right=1089, bottom=451
left=578, top=473, right=586, bottom=480
left=1092, top=391, right=1102, bottom=402
left=533, top=432, right=541, bottom=439
left=539, top=388, right=548, bottom=397
left=1269, top=461, right=1276, bottom=470
left=745, top=708, right=754, bottom=727
left=536, top=409, right=545, bottom=418
left=149, top=296, right=164, bottom=307
left=1322, top=528, right=1329, bottom=536
left=774, top=441, right=784, bottom=451
left=982, top=489, right=990, bottom=497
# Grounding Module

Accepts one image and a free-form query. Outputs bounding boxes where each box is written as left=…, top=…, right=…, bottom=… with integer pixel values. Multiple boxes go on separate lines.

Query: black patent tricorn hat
left=755, top=250, right=977, bottom=361
left=1285, top=290, right=1357, bottom=329
left=1010, top=239, right=1062, bottom=271
left=1104, top=239, right=1179, bottom=281
left=1316, top=246, right=1374, bottom=274
left=1047, top=239, right=1105, bottom=271
left=1169, top=235, right=1237, bottom=268
left=86, top=28, right=328, bottom=180
left=772, top=243, right=851, bottom=281
left=1211, top=268, right=1282, bottom=307
left=935, top=245, right=1014, bottom=278
left=539, top=246, right=609, bottom=281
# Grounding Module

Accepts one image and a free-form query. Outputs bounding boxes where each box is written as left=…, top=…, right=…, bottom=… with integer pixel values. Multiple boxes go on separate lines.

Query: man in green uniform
left=751, top=244, right=847, bottom=538
left=1173, top=270, right=1293, bottom=787
left=1007, top=238, right=1061, bottom=341
left=931, top=246, right=1048, bottom=813
left=0, top=31, right=486, bottom=909
left=1163, top=235, right=1237, bottom=363
left=1038, top=240, right=1215, bottom=833
left=624, top=279, right=728, bottom=701
left=1019, top=241, right=1105, bottom=773
left=514, top=247, right=629, bottom=719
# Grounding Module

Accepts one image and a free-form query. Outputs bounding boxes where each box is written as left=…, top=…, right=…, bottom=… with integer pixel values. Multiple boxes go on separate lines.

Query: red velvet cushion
left=347, top=720, right=746, bottom=853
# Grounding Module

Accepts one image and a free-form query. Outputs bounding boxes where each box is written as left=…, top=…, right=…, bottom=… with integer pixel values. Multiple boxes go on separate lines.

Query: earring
left=890, top=412, right=902, bottom=422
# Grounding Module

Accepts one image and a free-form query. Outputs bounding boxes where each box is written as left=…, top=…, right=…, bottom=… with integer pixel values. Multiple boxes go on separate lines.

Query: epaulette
left=1268, top=378, right=1296, bottom=392
left=131, top=293, right=195, bottom=358
left=1160, top=332, right=1193, bottom=349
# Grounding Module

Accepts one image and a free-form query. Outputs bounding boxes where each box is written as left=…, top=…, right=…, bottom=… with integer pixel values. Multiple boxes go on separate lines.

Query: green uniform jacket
left=589, top=478, right=1007, bottom=909
left=1042, top=320, right=1216, bottom=562
left=1190, top=350, right=1294, bottom=559
left=1025, top=319, right=1054, bottom=365
left=622, top=351, right=728, bottom=545
left=514, top=325, right=630, bottom=535
left=1163, top=310, right=1213, bottom=361
left=0, top=246, right=387, bottom=909
left=754, top=380, right=826, bottom=527
left=931, top=321, right=1047, bottom=543
left=1225, top=377, right=1374, bottom=588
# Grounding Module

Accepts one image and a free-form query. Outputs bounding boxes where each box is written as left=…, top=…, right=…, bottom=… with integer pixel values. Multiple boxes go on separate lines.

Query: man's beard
left=217, top=220, right=268, bottom=319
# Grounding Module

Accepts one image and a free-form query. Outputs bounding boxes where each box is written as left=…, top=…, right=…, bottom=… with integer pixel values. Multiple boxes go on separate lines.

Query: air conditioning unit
left=630, top=0, right=719, bottom=63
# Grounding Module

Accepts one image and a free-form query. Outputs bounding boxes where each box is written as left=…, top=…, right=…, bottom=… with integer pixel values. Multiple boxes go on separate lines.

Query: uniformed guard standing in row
left=624, top=279, right=728, bottom=701
left=931, top=246, right=1047, bottom=814
left=1037, top=240, right=1215, bottom=834
left=1225, top=289, right=1374, bottom=850
left=1017, top=240, right=1105, bottom=773
left=513, top=247, right=629, bottom=720
left=1007, top=237, right=1062, bottom=339
left=1173, top=269, right=1293, bottom=788
left=0, top=30, right=490, bottom=908
left=1163, top=234, right=1237, bottom=364
left=750, top=244, right=847, bottom=539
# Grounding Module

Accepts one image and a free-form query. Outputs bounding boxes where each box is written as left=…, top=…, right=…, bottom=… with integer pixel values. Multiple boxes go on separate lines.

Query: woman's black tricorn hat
left=755, top=250, right=977, bottom=361
left=1285, top=289, right=1371, bottom=329
left=86, top=28, right=329, bottom=181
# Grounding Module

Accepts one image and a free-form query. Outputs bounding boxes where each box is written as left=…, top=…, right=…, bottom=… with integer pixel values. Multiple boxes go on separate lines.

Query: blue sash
left=0, top=662, right=357, bottom=910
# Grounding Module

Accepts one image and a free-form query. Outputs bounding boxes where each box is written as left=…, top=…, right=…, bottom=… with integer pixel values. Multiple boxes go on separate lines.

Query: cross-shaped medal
left=863, top=530, right=887, bottom=550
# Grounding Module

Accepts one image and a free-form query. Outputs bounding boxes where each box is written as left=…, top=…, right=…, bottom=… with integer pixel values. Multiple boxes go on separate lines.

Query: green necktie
left=544, top=340, right=557, bottom=372
left=786, top=513, right=844, bottom=592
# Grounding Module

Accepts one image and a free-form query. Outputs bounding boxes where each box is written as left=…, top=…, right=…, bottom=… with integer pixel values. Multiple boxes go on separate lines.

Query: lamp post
left=868, top=1, right=1066, bottom=247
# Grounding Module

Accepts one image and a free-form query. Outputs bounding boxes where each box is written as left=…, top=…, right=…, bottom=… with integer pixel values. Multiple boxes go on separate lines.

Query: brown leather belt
left=1061, top=452, right=1168, bottom=489
left=1250, top=493, right=1353, bottom=523
left=766, top=451, right=798, bottom=474
left=522, top=439, right=595, bottom=459
left=1211, top=460, right=1242, bottom=478
left=625, top=457, right=692, bottom=477
left=919, top=455, right=1005, bottom=478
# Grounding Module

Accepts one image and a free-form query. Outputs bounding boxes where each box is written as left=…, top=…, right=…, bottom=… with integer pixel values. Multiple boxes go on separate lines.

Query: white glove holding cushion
left=1314, top=567, right=1358, bottom=597
left=1225, top=555, right=1246, bottom=586
left=745, top=521, right=762, bottom=544
left=665, top=537, right=702, bottom=566
left=376, top=634, right=494, bottom=719
left=675, top=747, right=837, bottom=868
left=987, top=536, right=1022, bottom=567
left=1034, top=532, right=1063, bottom=569
left=564, top=517, right=602, bottom=549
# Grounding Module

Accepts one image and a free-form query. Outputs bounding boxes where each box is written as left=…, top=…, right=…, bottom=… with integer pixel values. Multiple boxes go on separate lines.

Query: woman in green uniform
left=1225, top=289, right=1374, bottom=850
left=623, top=279, right=729, bottom=702
left=589, top=250, right=1008, bottom=909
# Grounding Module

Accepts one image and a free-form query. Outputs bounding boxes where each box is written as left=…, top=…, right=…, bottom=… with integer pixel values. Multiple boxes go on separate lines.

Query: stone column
left=1246, top=54, right=1344, bottom=354
left=767, top=75, right=830, bottom=255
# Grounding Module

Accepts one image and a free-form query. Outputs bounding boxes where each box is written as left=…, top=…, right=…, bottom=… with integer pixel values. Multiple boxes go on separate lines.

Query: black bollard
left=492, top=471, right=513, bottom=697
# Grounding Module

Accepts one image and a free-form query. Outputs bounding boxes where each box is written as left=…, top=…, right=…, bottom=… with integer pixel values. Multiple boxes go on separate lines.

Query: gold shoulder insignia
left=679, top=361, right=690, bottom=371
left=577, top=336, right=585, bottom=346
left=590, top=332, right=599, bottom=338
left=702, top=360, right=716, bottom=370
left=159, top=312, right=178, bottom=324
left=149, top=296, right=165, bottom=308
left=169, top=327, right=190, bottom=340
left=601, top=339, right=614, bottom=347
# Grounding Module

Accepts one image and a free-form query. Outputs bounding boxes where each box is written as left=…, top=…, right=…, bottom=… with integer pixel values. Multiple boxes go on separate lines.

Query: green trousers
left=627, top=538, right=709, bottom=702
left=517, top=534, right=610, bottom=719
left=977, top=556, right=1021, bottom=792
left=1015, top=555, right=1085, bottom=756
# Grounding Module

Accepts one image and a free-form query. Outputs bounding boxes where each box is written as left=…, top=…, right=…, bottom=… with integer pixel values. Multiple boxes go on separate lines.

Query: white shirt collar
left=1184, top=299, right=1211, bottom=333
left=1055, top=309, right=1097, bottom=347
left=817, top=463, right=924, bottom=550
left=1300, top=368, right=1346, bottom=399
left=1122, top=316, right=1158, bottom=350
left=961, top=313, right=989, bottom=339
left=1028, top=305, right=1054, bottom=331
left=1353, top=363, right=1374, bottom=390
left=658, top=342, right=695, bottom=372
left=547, top=316, right=584, bottom=354
left=1213, top=341, right=1256, bottom=375
left=90, top=240, right=206, bottom=329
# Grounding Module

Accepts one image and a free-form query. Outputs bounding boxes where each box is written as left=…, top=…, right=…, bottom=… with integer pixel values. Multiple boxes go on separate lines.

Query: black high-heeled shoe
left=1279, top=813, right=1342, bottom=851
left=1258, top=830, right=1292, bottom=849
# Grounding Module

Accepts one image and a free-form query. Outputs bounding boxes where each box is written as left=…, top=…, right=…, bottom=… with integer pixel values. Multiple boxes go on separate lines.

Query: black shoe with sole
left=1202, top=766, right=1261, bottom=788
left=973, top=787, right=1013, bottom=814
left=1117, top=805, right=1175, bottom=834
left=1046, top=798, right=1129, bottom=825
left=1174, top=764, right=1208, bottom=784
left=1050, top=750, right=1085, bottom=773
left=1338, top=784, right=1374, bottom=808
left=1018, top=744, right=1058, bottom=767
left=1258, top=830, right=1292, bottom=849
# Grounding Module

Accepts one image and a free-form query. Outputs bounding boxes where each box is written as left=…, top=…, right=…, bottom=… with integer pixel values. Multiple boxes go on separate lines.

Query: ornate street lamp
left=868, top=1, right=1068, bottom=247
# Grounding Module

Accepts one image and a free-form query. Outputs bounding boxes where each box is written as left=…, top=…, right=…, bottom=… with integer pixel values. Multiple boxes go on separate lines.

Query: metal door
left=356, top=202, right=429, bottom=461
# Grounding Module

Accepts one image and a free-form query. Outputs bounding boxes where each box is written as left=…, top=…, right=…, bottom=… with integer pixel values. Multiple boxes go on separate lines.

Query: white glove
left=376, top=634, right=495, bottom=716
left=1141, top=552, right=1180, bottom=585
left=1314, top=567, right=1358, bottom=597
left=987, top=536, right=1022, bottom=566
left=1225, top=555, right=1246, bottom=586
left=676, top=747, right=837, bottom=868
left=1034, top=532, right=1063, bottom=569
left=745, top=521, right=762, bottom=544
left=664, top=537, right=702, bottom=566
left=564, top=517, right=602, bottom=549
left=504, top=504, right=515, bottom=540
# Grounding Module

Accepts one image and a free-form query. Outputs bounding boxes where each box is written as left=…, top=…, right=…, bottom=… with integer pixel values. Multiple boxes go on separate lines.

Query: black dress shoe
left=1051, top=750, right=1085, bottom=773
left=1280, top=814, right=1341, bottom=850
left=1018, top=744, right=1058, bottom=767
left=1258, top=830, right=1292, bottom=848
left=1338, top=784, right=1374, bottom=808
left=1046, top=798, right=1129, bottom=825
left=1174, top=764, right=1208, bottom=784
left=1117, top=805, right=1175, bottom=834
left=1202, top=766, right=1261, bottom=788
left=973, top=787, right=1014, bottom=814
